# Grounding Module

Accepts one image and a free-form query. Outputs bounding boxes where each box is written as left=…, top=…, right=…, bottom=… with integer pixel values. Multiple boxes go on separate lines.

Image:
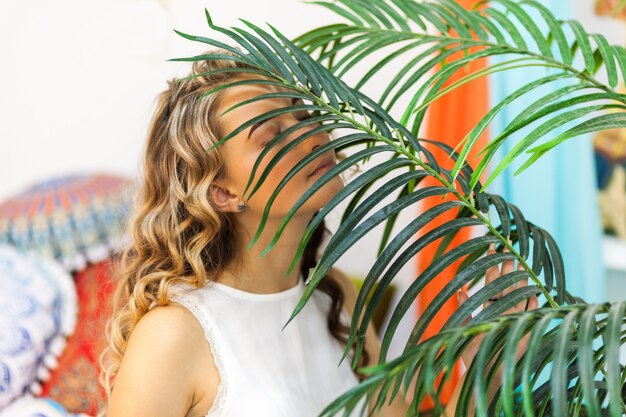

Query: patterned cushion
left=40, top=260, right=116, bottom=415
left=0, top=244, right=77, bottom=409
left=0, top=174, right=134, bottom=273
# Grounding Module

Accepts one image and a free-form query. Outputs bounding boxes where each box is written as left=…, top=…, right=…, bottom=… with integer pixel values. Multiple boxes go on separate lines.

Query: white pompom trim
left=36, top=366, right=51, bottom=381
left=28, top=381, right=42, bottom=395
left=43, top=353, right=58, bottom=370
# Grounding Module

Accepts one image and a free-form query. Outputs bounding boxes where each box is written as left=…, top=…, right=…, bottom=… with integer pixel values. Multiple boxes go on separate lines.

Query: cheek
left=253, top=148, right=308, bottom=179
left=242, top=151, right=287, bottom=192
left=247, top=151, right=310, bottom=197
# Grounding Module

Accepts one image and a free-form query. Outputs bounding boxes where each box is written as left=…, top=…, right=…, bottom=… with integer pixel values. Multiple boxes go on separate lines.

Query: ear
left=209, top=182, right=241, bottom=213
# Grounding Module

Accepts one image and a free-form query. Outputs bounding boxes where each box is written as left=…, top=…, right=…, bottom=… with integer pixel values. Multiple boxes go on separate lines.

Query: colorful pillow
left=40, top=259, right=117, bottom=415
left=0, top=244, right=77, bottom=410
left=0, top=173, right=134, bottom=273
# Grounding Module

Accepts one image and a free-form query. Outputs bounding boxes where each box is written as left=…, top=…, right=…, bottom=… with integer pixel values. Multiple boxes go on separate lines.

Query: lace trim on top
left=170, top=293, right=228, bottom=417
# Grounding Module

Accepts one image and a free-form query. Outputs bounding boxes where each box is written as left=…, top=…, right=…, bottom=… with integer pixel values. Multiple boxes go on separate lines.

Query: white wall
left=0, top=0, right=422, bottom=360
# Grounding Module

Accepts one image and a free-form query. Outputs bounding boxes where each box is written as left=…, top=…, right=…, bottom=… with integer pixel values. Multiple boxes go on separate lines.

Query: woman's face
left=211, top=75, right=345, bottom=219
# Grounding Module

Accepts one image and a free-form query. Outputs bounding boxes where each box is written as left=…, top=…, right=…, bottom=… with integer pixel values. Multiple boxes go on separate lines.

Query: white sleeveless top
left=167, top=272, right=369, bottom=417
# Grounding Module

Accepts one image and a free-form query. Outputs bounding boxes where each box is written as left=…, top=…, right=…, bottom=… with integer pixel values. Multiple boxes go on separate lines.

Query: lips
left=307, top=154, right=336, bottom=177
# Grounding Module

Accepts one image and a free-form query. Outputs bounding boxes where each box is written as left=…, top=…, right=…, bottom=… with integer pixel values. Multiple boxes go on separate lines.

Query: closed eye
left=259, top=110, right=318, bottom=147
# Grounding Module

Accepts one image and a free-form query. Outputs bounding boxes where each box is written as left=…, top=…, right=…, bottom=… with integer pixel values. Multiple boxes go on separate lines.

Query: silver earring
left=237, top=203, right=247, bottom=211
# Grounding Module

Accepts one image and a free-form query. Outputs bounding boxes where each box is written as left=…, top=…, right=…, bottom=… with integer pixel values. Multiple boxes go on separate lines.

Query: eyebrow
left=247, top=96, right=301, bottom=140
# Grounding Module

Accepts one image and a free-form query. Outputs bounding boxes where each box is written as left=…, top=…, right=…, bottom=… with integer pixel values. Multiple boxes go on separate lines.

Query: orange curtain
left=412, top=0, right=491, bottom=411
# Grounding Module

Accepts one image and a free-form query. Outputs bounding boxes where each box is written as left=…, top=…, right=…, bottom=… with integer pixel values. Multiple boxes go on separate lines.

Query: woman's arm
left=106, top=304, right=212, bottom=417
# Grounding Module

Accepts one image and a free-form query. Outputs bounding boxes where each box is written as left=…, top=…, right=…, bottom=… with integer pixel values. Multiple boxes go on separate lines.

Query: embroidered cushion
left=0, top=244, right=77, bottom=409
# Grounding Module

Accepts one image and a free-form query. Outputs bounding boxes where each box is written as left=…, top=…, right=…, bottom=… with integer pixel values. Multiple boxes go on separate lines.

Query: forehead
left=218, top=75, right=292, bottom=122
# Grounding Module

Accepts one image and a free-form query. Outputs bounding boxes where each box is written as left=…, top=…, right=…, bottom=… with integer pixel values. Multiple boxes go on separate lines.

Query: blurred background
left=1, top=0, right=625, bottom=415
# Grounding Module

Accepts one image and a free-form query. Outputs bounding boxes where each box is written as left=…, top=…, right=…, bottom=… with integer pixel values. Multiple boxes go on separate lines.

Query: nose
left=284, top=115, right=329, bottom=153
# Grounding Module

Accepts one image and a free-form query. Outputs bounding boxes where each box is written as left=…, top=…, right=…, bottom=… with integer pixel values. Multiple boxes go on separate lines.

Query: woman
left=99, top=47, right=538, bottom=417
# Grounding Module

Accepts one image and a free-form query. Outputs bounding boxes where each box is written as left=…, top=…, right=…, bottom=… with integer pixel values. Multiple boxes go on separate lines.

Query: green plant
left=168, top=0, right=626, bottom=415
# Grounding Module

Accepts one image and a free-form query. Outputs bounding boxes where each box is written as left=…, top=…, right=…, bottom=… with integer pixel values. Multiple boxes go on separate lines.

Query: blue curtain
left=487, top=0, right=606, bottom=304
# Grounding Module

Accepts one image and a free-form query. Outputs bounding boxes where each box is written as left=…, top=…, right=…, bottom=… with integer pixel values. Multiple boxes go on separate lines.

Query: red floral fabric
left=40, top=259, right=117, bottom=415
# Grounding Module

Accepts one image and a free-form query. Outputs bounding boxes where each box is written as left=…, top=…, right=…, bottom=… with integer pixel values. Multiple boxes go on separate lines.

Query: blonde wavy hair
left=97, top=47, right=369, bottom=417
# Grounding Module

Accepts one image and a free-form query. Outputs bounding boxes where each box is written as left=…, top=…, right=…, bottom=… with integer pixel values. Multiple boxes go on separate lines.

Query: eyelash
left=260, top=111, right=317, bottom=147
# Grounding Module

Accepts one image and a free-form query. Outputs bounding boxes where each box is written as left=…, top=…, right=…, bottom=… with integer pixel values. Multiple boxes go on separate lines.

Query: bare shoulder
left=107, top=302, right=219, bottom=417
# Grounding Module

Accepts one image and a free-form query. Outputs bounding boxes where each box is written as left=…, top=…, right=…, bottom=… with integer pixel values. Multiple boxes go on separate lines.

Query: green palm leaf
left=319, top=303, right=626, bottom=417
left=168, top=1, right=626, bottom=416
left=292, top=0, right=626, bottom=191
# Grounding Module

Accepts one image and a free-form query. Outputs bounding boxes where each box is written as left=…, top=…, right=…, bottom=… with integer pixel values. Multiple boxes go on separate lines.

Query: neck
left=217, top=212, right=314, bottom=294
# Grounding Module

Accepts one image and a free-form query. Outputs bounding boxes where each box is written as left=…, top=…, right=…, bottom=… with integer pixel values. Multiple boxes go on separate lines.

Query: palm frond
left=167, top=2, right=621, bottom=416
left=292, top=0, right=626, bottom=191
left=316, top=302, right=626, bottom=417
